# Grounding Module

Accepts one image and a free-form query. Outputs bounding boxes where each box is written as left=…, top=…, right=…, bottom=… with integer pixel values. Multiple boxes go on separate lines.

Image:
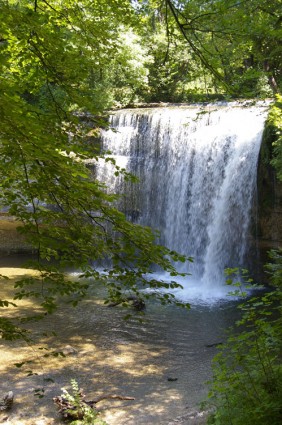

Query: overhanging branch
left=164, top=0, right=230, bottom=89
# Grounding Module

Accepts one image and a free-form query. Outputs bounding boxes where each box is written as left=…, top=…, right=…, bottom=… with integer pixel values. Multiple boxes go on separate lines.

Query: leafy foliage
left=109, top=28, right=151, bottom=106
left=206, top=263, right=282, bottom=425
left=164, top=0, right=282, bottom=97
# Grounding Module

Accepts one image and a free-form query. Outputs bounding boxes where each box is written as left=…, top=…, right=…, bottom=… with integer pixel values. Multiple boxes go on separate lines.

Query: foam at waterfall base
left=70, top=268, right=252, bottom=306
left=143, top=272, right=245, bottom=306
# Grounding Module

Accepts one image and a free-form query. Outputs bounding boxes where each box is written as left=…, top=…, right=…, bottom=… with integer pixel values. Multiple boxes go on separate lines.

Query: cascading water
left=99, top=103, right=269, bottom=302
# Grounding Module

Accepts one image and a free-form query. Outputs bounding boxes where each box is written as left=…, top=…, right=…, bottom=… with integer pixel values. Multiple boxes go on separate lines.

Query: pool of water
left=0, top=255, right=240, bottom=424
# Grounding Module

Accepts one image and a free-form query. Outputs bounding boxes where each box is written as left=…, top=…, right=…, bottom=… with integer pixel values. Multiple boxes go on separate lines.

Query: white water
left=99, top=103, right=269, bottom=302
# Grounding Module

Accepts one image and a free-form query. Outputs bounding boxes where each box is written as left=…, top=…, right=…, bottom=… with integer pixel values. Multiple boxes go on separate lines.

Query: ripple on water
left=0, top=260, right=240, bottom=424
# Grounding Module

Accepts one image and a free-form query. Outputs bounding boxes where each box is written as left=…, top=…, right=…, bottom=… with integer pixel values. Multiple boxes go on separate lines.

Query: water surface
left=0, top=256, right=240, bottom=424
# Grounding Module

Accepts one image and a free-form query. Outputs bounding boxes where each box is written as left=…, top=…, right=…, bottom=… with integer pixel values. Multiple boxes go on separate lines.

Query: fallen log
left=53, top=395, right=85, bottom=419
left=53, top=390, right=135, bottom=420
left=87, top=394, right=135, bottom=405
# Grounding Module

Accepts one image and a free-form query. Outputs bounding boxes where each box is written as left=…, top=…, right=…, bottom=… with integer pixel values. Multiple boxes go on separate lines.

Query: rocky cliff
left=249, top=120, right=282, bottom=282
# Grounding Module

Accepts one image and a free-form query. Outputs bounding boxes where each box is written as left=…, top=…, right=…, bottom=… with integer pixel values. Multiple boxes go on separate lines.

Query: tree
left=164, top=0, right=282, bottom=97
left=106, top=27, right=151, bottom=106
left=0, top=0, right=191, bottom=340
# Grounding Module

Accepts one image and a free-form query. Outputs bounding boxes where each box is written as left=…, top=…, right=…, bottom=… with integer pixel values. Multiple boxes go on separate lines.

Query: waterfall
left=99, top=103, right=269, bottom=302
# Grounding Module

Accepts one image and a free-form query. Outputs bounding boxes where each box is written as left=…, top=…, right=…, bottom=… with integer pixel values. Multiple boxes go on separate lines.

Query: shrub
left=206, top=260, right=282, bottom=425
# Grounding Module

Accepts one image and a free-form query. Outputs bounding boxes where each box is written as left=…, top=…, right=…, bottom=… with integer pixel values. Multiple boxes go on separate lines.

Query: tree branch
left=165, top=0, right=227, bottom=86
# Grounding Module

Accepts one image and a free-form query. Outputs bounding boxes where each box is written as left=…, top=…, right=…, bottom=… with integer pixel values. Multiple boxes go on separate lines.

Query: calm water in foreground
left=0, top=254, right=240, bottom=424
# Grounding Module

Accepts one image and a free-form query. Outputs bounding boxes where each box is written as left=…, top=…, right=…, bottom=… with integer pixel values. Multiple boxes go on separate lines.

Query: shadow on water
left=0, top=255, right=241, bottom=424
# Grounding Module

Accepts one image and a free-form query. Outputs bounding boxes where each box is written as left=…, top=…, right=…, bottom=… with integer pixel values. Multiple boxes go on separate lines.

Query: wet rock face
left=248, top=137, right=282, bottom=282
left=257, top=172, right=282, bottom=272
